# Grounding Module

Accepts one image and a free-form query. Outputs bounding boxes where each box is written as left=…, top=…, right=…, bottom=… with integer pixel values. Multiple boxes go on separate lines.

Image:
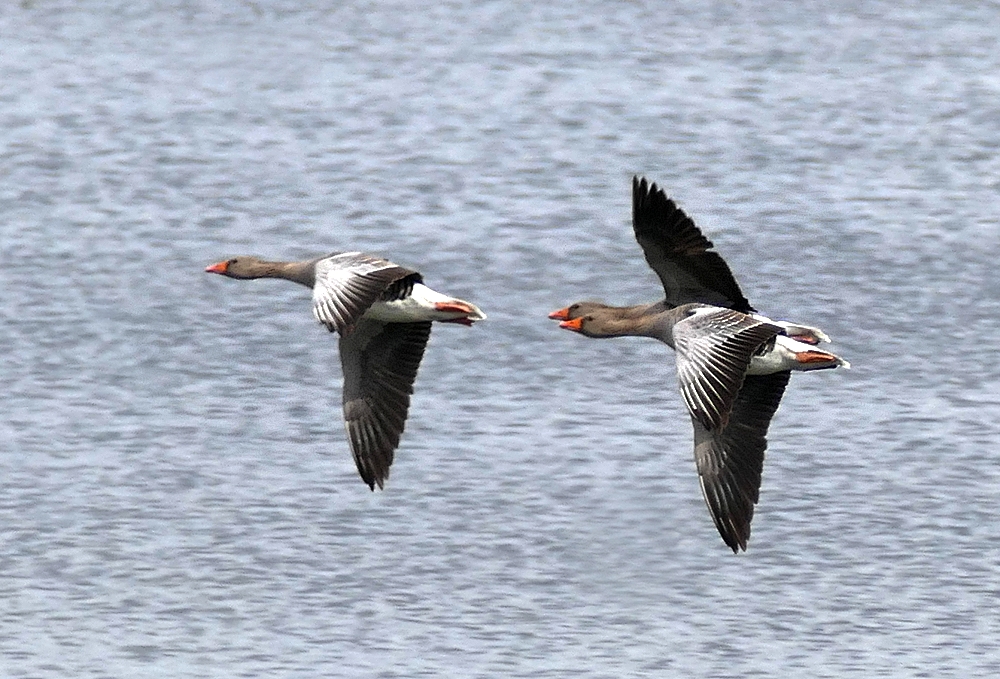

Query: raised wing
left=312, top=252, right=420, bottom=335
left=672, top=308, right=781, bottom=431
left=338, top=319, right=432, bottom=490
left=693, top=371, right=791, bottom=552
left=632, top=177, right=754, bottom=313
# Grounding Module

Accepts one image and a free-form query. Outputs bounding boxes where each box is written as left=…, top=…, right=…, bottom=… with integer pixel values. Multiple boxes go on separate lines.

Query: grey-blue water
left=2, top=1, right=999, bottom=676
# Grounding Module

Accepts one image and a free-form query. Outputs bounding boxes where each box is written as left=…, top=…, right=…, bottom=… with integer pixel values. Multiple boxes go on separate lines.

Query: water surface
left=2, top=1, right=999, bottom=676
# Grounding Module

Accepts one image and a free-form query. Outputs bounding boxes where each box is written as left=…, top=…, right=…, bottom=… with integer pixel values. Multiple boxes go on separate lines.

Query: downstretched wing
left=672, top=308, right=781, bottom=431
left=338, top=319, right=432, bottom=489
left=693, top=372, right=791, bottom=552
left=632, top=177, right=755, bottom=313
left=312, top=252, right=421, bottom=335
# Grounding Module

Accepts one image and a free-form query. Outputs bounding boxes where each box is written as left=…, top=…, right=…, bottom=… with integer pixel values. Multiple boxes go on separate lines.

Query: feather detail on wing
left=693, top=372, right=791, bottom=552
left=673, top=308, right=781, bottom=431
left=632, top=177, right=755, bottom=313
left=338, top=319, right=432, bottom=490
left=311, top=252, right=420, bottom=335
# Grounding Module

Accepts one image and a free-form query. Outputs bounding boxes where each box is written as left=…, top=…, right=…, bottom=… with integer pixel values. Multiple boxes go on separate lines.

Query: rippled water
left=2, top=1, right=1000, bottom=676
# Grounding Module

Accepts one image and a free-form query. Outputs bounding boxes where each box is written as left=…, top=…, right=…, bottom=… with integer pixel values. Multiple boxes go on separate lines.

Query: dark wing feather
left=338, top=319, right=432, bottom=489
left=632, top=176, right=755, bottom=313
left=693, top=372, right=791, bottom=552
left=312, top=252, right=420, bottom=335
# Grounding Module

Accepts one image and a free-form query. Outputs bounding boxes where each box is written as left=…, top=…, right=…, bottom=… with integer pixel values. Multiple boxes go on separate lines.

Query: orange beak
left=558, top=317, right=584, bottom=331
left=548, top=307, right=571, bottom=320
left=205, top=261, right=229, bottom=274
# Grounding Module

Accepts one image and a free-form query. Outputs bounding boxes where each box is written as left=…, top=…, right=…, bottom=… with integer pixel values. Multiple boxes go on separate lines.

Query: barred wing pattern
left=312, top=252, right=420, bottom=335
left=339, top=319, right=433, bottom=490
left=672, top=308, right=781, bottom=431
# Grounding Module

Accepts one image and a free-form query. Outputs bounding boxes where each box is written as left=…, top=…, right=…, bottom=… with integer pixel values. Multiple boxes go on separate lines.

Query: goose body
left=206, top=251, right=485, bottom=490
left=363, top=282, right=482, bottom=324
left=550, top=177, right=847, bottom=552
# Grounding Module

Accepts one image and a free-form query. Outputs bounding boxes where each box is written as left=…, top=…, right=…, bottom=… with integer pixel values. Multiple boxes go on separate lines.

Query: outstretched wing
left=338, top=319, right=432, bottom=490
left=312, top=252, right=421, bottom=335
left=672, top=308, right=781, bottom=431
left=692, top=372, right=791, bottom=552
left=632, top=177, right=754, bottom=313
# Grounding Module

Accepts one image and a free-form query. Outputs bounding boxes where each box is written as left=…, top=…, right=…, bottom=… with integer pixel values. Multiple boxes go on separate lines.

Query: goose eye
left=228, top=258, right=238, bottom=265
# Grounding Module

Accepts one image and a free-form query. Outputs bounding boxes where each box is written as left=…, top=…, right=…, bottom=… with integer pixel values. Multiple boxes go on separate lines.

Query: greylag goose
left=549, top=177, right=848, bottom=552
left=206, top=252, right=485, bottom=490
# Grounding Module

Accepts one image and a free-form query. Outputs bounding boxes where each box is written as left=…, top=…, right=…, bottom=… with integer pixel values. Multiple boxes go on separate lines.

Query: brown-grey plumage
left=560, top=304, right=785, bottom=552
left=551, top=177, right=848, bottom=552
left=671, top=308, right=781, bottom=431
left=206, top=251, right=485, bottom=491
left=310, top=252, right=422, bottom=335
